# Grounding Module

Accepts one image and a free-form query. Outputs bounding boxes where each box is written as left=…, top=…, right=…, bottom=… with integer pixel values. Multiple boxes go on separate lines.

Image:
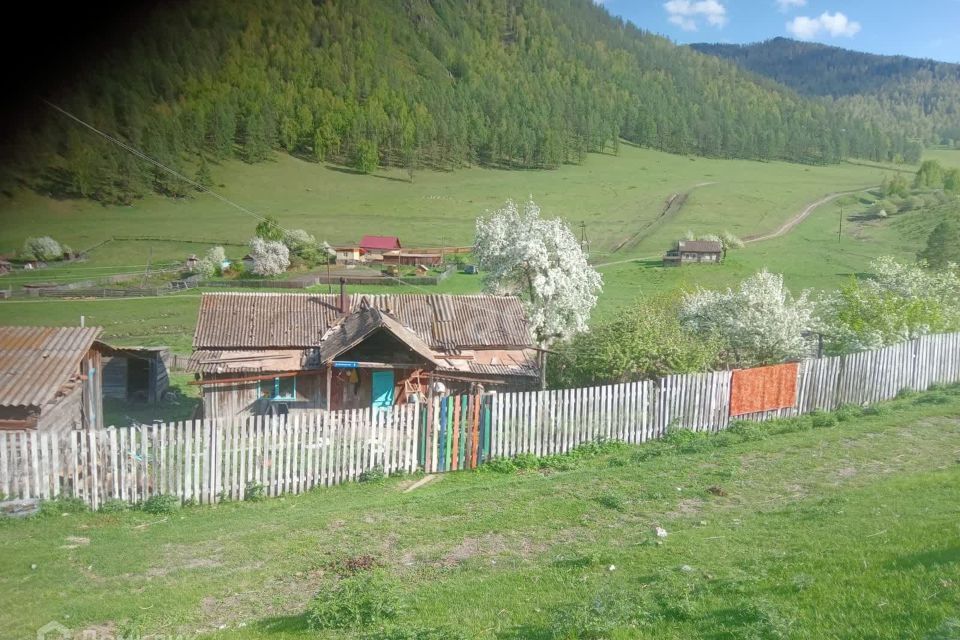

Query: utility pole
left=141, top=247, right=153, bottom=287
left=838, top=204, right=843, bottom=242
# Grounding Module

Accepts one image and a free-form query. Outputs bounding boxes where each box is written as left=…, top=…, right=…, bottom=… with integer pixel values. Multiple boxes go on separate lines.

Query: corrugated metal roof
left=193, top=293, right=533, bottom=350
left=360, top=235, right=402, bottom=250
left=678, top=240, right=723, bottom=253
left=437, top=348, right=539, bottom=378
left=0, top=326, right=102, bottom=407
left=188, top=349, right=306, bottom=374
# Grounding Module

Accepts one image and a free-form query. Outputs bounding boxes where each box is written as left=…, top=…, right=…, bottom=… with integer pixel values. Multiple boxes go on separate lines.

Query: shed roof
left=360, top=235, right=402, bottom=250
left=0, top=326, right=102, bottom=407
left=677, top=240, right=723, bottom=253
left=193, top=293, right=533, bottom=350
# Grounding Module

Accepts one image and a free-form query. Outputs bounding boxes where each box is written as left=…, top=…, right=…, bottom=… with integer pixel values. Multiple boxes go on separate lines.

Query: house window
left=259, top=376, right=297, bottom=401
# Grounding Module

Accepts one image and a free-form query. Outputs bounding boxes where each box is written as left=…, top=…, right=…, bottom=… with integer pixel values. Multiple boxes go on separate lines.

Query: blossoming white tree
left=474, top=199, right=602, bottom=346
left=819, top=256, right=960, bottom=354
left=248, top=237, right=290, bottom=276
left=680, top=270, right=818, bottom=366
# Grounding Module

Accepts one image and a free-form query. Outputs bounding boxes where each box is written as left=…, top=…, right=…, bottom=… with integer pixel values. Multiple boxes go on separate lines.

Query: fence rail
left=1, top=333, right=958, bottom=509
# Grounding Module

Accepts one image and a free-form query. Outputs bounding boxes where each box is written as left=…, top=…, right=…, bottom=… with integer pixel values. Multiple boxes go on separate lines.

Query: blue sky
left=597, top=0, right=960, bottom=63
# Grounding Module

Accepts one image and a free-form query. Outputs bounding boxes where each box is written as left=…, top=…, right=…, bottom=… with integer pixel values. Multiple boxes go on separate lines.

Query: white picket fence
left=1, top=333, right=958, bottom=509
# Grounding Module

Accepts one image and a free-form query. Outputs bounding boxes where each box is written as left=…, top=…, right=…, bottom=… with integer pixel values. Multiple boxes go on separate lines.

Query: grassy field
left=2, top=146, right=958, bottom=350
left=1, top=386, right=959, bottom=639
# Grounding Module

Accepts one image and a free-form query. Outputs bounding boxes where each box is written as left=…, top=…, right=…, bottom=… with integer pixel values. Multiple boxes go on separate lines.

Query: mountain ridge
left=690, top=37, right=960, bottom=146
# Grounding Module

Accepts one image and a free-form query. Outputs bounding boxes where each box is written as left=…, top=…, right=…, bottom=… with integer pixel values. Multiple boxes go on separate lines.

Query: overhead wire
left=42, top=100, right=521, bottom=323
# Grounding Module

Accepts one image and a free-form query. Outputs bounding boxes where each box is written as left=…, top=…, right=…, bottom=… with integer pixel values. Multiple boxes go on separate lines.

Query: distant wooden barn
left=0, top=326, right=104, bottom=432
left=99, top=345, right=170, bottom=405
left=381, top=251, right=443, bottom=267
left=663, top=240, right=723, bottom=266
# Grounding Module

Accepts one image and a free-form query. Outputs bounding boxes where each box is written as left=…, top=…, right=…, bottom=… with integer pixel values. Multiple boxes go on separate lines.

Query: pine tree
left=919, top=221, right=960, bottom=270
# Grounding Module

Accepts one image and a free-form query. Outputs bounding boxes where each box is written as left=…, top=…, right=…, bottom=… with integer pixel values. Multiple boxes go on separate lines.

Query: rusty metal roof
left=0, top=326, right=102, bottom=407
left=188, top=349, right=306, bottom=374
left=193, top=293, right=533, bottom=350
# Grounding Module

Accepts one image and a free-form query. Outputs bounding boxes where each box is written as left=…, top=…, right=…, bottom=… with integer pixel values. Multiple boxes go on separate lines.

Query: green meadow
left=2, top=146, right=958, bottom=350
left=1, top=387, right=958, bottom=639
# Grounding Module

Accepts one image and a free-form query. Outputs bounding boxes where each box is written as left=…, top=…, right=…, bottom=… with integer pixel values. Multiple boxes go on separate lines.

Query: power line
left=43, top=100, right=522, bottom=324
left=44, top=100, right=294, bottom=233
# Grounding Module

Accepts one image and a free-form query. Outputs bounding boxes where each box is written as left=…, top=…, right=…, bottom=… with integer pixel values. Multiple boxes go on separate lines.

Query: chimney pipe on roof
left=339, top=277, right=349, bottom=314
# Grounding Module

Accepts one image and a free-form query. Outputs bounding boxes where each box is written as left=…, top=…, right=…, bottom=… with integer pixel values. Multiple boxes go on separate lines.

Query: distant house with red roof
left=359, top=235, right=401, bottom=254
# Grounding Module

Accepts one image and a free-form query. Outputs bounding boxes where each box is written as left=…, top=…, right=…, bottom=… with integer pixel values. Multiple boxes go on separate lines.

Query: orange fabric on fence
left=729, top=362, right=799, bottom=417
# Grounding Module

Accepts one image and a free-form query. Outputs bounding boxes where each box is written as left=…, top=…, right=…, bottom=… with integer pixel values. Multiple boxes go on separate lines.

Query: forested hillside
left=692, top=38, right=960, bottom=148
left=2, top=0, right=918, bottom=204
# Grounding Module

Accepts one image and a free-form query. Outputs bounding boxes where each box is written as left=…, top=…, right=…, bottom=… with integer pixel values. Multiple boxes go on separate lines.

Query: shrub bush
left=834, top=404, right=863, bottom=422
left=39, top=496, right=88, bottom=516
left=810, top=411, right=837, bottom=429
left=244, top=482, right=266, bottom=501
left=308, top=570, right=404, bottom=630
left=359, top=466, right=386, bottom=483
left=728, top=419, right=769, bottom=441
left=99, top=499, right=130, bottom=514
left=142, top=494, right=180, bottom=515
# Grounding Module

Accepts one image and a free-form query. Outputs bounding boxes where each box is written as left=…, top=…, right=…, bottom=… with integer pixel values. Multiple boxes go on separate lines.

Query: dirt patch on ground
left=667, top=498, right=705, bottom=520
left=836, top=466, right=858, bottom=479
left=61, top=536, right=91, bottom=549
left=430, top=532, right=549, bottom=568
left=145, top=542, right=224, bottom=578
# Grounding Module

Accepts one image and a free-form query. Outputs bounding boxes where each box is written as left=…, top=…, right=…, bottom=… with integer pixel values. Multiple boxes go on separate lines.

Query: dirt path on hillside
left=609, top=181, right=718, bottom=255
left=742, top=187, right=874, bottom=244
left=593, top=185, right=875, bottom=268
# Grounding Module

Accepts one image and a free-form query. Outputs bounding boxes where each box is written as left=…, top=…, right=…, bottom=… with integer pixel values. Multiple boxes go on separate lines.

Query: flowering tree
left=680, top=270, right=818, bottom=367
left=283, top=229, right=332, bottom=265
left=819, top=257, right=960, bottom=354
left=193, top=245, right=227, bottom=278
left=21, top=236, right=63, bottom=261
left=474, top=199, right=602, bottom=346
left=248, top=237, right=290, bottom=276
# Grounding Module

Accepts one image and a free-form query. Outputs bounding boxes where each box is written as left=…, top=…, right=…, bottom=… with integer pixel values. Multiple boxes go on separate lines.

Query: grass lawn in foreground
left=2, top=386, right=958, bottom=639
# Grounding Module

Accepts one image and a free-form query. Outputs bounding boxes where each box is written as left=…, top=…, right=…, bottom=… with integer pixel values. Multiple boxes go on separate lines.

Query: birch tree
left=474, top=199, right=602, bottom=346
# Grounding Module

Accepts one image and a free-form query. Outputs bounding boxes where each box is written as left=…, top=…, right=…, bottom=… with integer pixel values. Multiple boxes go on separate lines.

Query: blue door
left=371, top=371, right=395, bottom=409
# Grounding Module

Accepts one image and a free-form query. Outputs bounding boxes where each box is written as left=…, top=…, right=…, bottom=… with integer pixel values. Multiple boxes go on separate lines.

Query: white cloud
left=664, top=0, right=728, bottom=32
left=775, top=0, right=806, bottom=11
left=786, top=11, right=861, bottom=39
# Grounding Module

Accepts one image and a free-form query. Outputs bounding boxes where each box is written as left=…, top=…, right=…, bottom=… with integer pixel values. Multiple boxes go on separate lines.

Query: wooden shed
left=98, top=344, right=170, bottom=405
left=0, top=326, right=104, bottom=432
left=381, top=252, right=443, bottom=266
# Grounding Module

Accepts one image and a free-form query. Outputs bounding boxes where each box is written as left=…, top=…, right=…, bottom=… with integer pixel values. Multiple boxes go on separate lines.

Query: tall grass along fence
left=1, top=333, right=958, bottom=509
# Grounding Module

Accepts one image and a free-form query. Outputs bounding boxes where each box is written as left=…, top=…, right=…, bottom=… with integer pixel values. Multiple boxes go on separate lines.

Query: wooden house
left=189, top=290, right=539, bottom=419
left=359, top=235, right=402, bottom=255
left=334, top=246, right=366, bottom=264
left=663, top=240, right=723, bottom=266
left=0, top=326, right=104, bottom=432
